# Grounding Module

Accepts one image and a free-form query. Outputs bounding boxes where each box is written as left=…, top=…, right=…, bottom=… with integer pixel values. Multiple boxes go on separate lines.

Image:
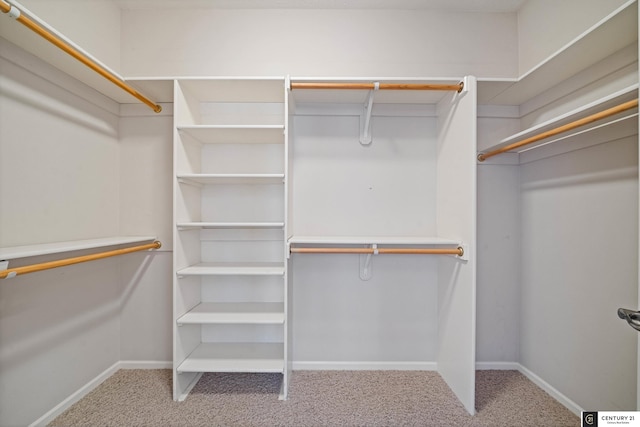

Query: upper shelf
left=478, top=1, right=638, bottom=105
left=479, top=85, right=639, bottom=163
left=0, top=236, right=157, bottom=261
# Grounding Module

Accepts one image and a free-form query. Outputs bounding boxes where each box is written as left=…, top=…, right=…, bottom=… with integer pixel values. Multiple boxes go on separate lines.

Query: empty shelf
left=177, top=174, right=285, bottom=185
left=177, top=262, right=285, bottom=276
left=177, top=342, right=284, bottom=373
left=177, top=302, right=285, bottom=325
left=177, top=222, right=284, bottom=230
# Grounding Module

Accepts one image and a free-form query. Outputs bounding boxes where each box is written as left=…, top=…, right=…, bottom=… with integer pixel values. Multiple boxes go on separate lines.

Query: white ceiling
left=114, top=0, right=528, bottom=12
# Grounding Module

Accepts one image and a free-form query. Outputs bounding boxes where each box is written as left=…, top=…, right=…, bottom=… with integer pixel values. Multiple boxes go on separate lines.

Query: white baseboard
left=476, top=361, right=582, bottom=416
left=475, top=361, right=520, bottom=370
left=292, top=361, right=438, bottom=371
left=517, top=364, right=583, bottom=417
left=29, top=360, right=172, bottom=427
left=119, top=360, right=172, bottom=370
left=29, top=361, right=121, bottom=427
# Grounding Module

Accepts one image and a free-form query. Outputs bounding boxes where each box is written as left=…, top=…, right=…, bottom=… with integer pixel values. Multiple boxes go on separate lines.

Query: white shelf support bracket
left=359, top=244, right=377, bottom=280
left=0, top=260, right=15, bottom=279
left=457, top=76, right=470, bottom=98
left=360, top=82, right=378, bottom=145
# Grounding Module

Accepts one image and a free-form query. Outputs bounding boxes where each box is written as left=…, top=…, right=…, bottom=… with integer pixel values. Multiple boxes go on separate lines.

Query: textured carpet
left=49, top=370, right=579, bottom=426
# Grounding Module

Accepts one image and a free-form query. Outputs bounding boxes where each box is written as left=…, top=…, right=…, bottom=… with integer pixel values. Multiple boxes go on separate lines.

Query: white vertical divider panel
left=637, top=22, right=640, bottom=409
left=435, top=76, right=477, bottom=415
left=173, top=79, right=202, bottom=401
left=283, top=78, right=292, bottom=399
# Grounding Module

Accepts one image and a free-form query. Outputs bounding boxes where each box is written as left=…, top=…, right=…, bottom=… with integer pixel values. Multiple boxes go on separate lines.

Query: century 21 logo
left=584, top=412, right=596, bottom=426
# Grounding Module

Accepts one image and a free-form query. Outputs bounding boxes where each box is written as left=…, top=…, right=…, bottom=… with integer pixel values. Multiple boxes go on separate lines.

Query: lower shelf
left=177, top=342, right=285, bottom=373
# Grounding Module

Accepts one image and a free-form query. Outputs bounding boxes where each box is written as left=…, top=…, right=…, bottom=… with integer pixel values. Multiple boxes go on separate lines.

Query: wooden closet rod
left=0, top=241, right=162, bottom=279
left=291, top=82, right=464, bottom=92
left=477, top=98, right=639, bottom=162
left=291, top=247, right=464, bottom=256
left=0, top=0, right=162, bottom=113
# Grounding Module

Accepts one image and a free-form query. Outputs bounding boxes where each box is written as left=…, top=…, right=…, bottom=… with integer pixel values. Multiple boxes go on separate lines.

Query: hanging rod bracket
left=359, top=244, right=377, bottom=280
left=360, top=82, right=379, bottom=145
left=458, top=244, right=469, bottom=261
left=0, top=260, right=16, bottom=278
left=7, top=4, right=21, bottom=19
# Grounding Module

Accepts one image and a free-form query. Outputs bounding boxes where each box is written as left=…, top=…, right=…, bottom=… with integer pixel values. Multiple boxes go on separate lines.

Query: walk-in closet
left=0, top=0, right=638, bottom=425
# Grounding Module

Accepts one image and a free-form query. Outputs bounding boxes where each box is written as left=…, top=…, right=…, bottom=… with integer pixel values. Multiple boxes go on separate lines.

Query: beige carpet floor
left=49, top=369, right=579, bottom=426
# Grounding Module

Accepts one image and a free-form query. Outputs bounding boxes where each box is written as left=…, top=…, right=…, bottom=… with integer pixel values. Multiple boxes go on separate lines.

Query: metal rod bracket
left=360, top=82, right=378, bottom=145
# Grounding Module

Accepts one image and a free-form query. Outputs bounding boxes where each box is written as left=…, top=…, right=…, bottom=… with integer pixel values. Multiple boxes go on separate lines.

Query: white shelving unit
left=173, top=77, right=288, bottom=401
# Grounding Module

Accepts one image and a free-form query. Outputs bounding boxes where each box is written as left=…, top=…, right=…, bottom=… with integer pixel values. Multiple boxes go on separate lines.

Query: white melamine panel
left=200, top=143, right=284, bottom=173
left=177, top=222, right=284, bottom=230
left=178, top=174, right=285, bottom=185
left=292, top=115, right=436, bottom=237
left=177, top=303, right=285, bottom=324
left=435, top=77, right=477, bottom=415
left=200, top=184, right=284, bottom=223
left=177, top=343, right=284, bottom=373
left=178, top=126, right=284, bottom=144
left=519, top=138, right=638, bottom=411
left=201, top=276, right=284, bottom=303
left=177, top=262, right=285, bottom=276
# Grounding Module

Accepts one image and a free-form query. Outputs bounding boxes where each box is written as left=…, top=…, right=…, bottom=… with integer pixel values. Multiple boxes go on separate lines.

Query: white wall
left=120, top=8, right=518, bottom=78
left=476, top=164, right=521, bottom=363
left=0, top=39, right=173, bottom=425
left=290, top=112, right=439, bottom=364
left=517, top=0, right=630, bottom=75
left=0, top=41, right=120, bottom=246
left=12, top=0, right=122, bottom=73
left=0, top=40, right=122, bottom=427
left=519, top=138, right=638, bottom=411
left=118, top=106, right=174, bottom=362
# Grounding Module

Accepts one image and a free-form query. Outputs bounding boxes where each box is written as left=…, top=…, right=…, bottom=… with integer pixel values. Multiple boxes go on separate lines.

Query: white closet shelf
left=177, top=174, right=284, bottom=185
left=177, top=302, right=285, bottom=325
left=177, top=262, right=285, bottom=276
left=0, top=236, right=157, bottom=261
left=177, top=222, right=285, bottom=230
left=177, top=342, right=285, bottom=374
left=288, top=235, right=461, bottom=246
left=478, top=1, right=637, bottom=104
left=480, top=85, right=639, bottom=161
left=177, top=125, right=285, bottom=144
